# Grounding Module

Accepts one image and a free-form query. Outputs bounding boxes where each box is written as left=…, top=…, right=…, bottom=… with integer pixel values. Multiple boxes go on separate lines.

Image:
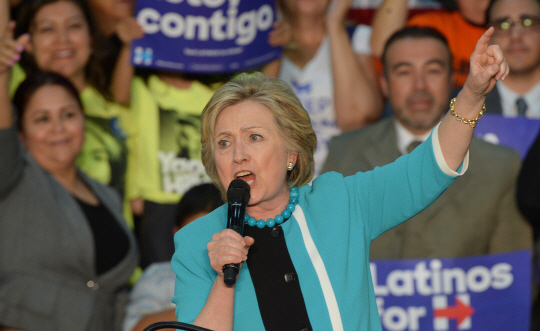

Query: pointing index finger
left=473, top=27, right=494, bottom=56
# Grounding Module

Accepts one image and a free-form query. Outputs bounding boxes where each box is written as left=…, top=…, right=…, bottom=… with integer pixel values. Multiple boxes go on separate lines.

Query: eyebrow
left=34, top=14, right=86, bottom=25
left=391, top=58, right=447, bottom=71
left=491, top=14, right=540, bottom=22
left=215, top=125, right=266, bottom=138
left=28, top=104, right=80, bottom=115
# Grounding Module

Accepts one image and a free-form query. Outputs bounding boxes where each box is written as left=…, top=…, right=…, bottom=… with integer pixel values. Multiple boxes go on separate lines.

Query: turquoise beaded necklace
left=244, top=186, right=299, bottom=228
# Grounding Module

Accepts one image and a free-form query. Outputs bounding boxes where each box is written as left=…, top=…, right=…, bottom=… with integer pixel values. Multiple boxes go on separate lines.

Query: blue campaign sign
left=132, top=0, right=281, bottom=74
left=474, top=114, right=540, bottom=159
left=370, top=250, right=531, bottom=331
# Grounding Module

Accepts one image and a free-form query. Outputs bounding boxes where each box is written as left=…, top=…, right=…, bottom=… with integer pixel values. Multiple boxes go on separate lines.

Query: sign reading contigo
left=132, top=0, right=281, bottom=73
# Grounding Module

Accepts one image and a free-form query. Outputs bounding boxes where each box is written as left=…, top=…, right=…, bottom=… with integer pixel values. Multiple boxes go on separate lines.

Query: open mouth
left=236, top=171, right=254, bottom=186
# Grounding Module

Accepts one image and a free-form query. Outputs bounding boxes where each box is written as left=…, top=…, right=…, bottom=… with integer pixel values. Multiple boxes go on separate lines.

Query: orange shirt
left=407, top=10, right=486, bottom=87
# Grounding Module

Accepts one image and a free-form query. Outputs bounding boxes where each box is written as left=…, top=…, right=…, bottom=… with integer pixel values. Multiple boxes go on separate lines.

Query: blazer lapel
left=363, top=118, right=402, bottom=168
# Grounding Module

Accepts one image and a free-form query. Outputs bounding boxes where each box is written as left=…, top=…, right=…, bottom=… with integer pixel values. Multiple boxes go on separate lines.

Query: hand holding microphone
left=215, top=179, right=250, bottom=286
left=206, top=179, right=252, bottom=286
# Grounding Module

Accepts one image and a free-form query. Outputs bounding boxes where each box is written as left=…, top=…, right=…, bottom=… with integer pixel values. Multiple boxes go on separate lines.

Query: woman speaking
left=171, top=27, right=508, bottom=331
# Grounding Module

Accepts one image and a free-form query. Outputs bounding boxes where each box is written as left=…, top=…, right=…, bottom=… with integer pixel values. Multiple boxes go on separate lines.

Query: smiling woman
left=0, top=71, right=138, bottom=330
left=17, top=81, right=86, bottom=176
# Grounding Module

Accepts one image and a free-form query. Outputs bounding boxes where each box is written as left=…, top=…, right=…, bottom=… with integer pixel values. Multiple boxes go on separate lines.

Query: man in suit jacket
left=484, top=0, right=540, bottom=118
left=322, top=26, right=532, bottom=260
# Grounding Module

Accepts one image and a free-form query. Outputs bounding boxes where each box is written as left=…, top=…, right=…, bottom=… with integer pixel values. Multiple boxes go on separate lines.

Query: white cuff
left=431, top=124, right=469, bottom=177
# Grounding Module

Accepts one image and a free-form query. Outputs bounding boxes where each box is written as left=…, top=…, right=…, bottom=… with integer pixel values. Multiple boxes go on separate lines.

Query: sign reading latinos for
left=371, top=250, right=531, bottom=330
left=132, top=0, right=280, bottom=73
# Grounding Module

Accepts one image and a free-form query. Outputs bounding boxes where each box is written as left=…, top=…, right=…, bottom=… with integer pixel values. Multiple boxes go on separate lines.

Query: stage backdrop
left=132, top=0, right=281, bottom=73
left=371, top=250, right=531, bottom=331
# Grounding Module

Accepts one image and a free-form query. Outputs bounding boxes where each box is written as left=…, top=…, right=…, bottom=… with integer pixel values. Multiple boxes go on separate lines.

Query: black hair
left=486, top=0, right=540, bottom=24
left=14, top=0, right=111, bottom=100
left=175, top=183, right=223, bottom=229
left=381, top=26, right=453, bottom=77
left=13, top=71, right=83, bottom=131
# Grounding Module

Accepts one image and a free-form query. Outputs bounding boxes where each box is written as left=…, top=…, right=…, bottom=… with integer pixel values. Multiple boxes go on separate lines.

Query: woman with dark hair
left=0, top=61, right=138, bottom=331
left=1, top=0, right=136, bottom=222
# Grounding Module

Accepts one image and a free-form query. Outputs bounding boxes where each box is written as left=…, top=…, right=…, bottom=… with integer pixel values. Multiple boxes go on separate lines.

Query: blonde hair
left=201, top=72, right=317, bottom=197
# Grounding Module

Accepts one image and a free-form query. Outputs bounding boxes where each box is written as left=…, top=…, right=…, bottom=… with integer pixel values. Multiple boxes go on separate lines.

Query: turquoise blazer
left=172, top=132, right=457, bottom=330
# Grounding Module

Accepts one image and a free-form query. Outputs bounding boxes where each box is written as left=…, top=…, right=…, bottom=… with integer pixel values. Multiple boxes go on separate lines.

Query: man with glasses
left=486, top=0, right=540, bottom=118
left=323, top=26, right=532, bottom=262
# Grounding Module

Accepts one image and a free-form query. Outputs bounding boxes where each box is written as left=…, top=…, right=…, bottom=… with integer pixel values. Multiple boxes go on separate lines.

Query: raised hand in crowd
left=111, top=17, right=144, bottom=105
left=0, top=21, right=28, bottom=128
left=324, top=0, right=383, bottom=131
left=0, top=21, right=29, bottom=76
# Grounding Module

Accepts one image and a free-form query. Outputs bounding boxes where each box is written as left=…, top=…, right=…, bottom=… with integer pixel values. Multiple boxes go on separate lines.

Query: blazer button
left=271, top=227, right=281, bottom=238
left=284, top=273, right=296, bottom=283
left=87, top=280, right=100, bottom=290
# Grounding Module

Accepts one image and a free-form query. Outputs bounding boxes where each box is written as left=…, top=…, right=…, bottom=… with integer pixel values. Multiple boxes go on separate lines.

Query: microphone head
left=227, top=179, right=250, bottom=204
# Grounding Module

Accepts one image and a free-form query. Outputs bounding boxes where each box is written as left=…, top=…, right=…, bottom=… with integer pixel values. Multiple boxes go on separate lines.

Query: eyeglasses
left=490, top=16, right=540, bottom=35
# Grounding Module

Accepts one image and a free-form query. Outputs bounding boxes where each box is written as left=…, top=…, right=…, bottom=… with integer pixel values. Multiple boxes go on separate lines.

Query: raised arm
left=326, top=0, right=383, bottom=131
left=370, top=0, right=408, bottom=59
left=0, top=13, right=30, bottom=196
left=438, top=27, right=509, bottom=170
left=110, top=17, right=143, bottom=105
left=0, top=20, right=29, bottom=129
left=0, top=0, right=12, bottom=128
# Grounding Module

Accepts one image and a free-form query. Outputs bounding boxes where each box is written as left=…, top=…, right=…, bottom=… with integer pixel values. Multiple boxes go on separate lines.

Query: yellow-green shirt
left=128, top=75, right=215, bottom=204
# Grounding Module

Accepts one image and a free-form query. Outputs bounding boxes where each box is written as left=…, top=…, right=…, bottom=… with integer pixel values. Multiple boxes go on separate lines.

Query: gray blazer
left=0, top=127, right=139, bottom=331
left=322, top=117, right=532, bottom=259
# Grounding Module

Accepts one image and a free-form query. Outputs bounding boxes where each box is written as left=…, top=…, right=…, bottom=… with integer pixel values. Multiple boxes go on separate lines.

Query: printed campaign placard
left=474, top=114, right=540, bottom=159
left=132, top=0, right=281, bottom=73
left=371, top=250, right=531, bottom=331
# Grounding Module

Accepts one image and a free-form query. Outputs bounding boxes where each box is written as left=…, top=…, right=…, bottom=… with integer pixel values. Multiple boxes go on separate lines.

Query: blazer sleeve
left=349, top=133, right=458, bottom=240
left=171, top=223, right=216, bottom=324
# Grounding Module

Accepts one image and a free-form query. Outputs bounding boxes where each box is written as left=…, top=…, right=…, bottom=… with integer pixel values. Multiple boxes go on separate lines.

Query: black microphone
left=223, top=179, right=250, bottom=286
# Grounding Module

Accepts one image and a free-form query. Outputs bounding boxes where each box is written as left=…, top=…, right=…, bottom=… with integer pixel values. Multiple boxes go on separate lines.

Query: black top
left=244, top=224, right=312, bottom=331
left=76, top=198, right=130, bottom=275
